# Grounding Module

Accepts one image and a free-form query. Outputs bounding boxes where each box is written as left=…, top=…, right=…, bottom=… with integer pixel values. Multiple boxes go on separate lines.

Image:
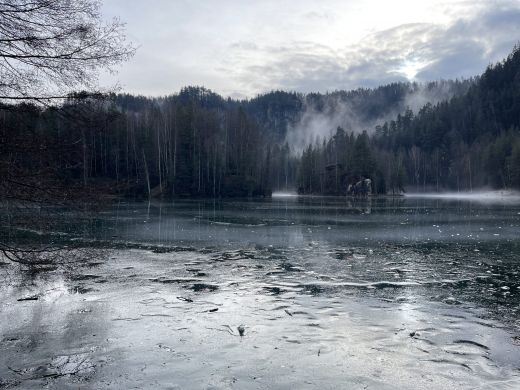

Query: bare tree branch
left=0, top=0, right=135, bottom=103
left=0, top=0, right=134, bottom=266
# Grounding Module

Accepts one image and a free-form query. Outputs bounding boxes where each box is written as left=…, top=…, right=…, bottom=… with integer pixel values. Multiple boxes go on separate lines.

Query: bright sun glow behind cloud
left=397, top=59, right=433, bottom=80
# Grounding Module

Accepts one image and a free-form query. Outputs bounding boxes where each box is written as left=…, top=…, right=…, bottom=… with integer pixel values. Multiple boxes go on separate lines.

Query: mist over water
left=272, top=191, right=298, bottom=197
left=406, top=190, right=520, bottom=204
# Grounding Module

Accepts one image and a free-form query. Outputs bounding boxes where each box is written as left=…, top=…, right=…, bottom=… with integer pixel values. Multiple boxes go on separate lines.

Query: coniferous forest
left=2, top=46, right=520, bottom=199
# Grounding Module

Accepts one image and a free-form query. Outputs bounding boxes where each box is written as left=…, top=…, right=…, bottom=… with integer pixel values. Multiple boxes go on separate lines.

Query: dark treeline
left=297, top=129, right=384, bottom=195
left=2, top=80, right=465, bottom=199
left=1, top=88, right=285, bottom=198
left=2, top=46, right=520, bottom=199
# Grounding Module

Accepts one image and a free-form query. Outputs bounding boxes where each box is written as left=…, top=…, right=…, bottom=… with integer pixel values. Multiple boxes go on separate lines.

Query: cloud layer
left=100, top=0, right=520, bottom=97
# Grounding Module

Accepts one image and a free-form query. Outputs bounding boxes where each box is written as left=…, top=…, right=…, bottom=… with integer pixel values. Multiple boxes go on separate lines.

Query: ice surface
left=1, top=196, right=520, bottom=389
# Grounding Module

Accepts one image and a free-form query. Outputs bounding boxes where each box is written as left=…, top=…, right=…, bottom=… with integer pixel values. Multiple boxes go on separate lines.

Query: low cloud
left=284, top=81, right=465, bottom=153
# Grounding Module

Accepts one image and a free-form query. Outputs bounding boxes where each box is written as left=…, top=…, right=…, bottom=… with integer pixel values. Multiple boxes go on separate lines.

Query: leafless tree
left=0, top=0, right=135, bottom=102
left=0, top=0, right=134, bottom=267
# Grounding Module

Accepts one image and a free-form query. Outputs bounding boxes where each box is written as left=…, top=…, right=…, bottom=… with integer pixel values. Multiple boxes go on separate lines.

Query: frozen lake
left=1, top=195, right=520, bottom=389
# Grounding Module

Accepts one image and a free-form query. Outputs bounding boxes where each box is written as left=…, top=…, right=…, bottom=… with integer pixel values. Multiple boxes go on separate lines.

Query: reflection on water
left=1, top=196, right=520, bottom=389
left=87, top=196, right=520, bottom=248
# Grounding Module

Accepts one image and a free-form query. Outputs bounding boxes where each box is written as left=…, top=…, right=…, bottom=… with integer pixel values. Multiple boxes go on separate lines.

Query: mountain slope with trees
left=2, top=46, right=520, bottom=200
left=372, top=44, right=520, bottom=192
left=296, top=45, right=520, bottom=195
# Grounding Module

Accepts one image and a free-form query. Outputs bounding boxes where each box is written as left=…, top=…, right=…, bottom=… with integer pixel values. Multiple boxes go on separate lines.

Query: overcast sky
left=100, top=0, right=520, bottom=98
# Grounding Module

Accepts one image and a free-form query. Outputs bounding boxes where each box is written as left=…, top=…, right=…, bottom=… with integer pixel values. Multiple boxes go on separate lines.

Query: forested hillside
left=2, top=46, right=520, bottom=198
left=296, top=45, right=520, bottom=195
left=246, top=80, right=470, bottom=143
left=1, top=88, right=277, bottom=199
left=372, top=46, right=520, bottom=192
